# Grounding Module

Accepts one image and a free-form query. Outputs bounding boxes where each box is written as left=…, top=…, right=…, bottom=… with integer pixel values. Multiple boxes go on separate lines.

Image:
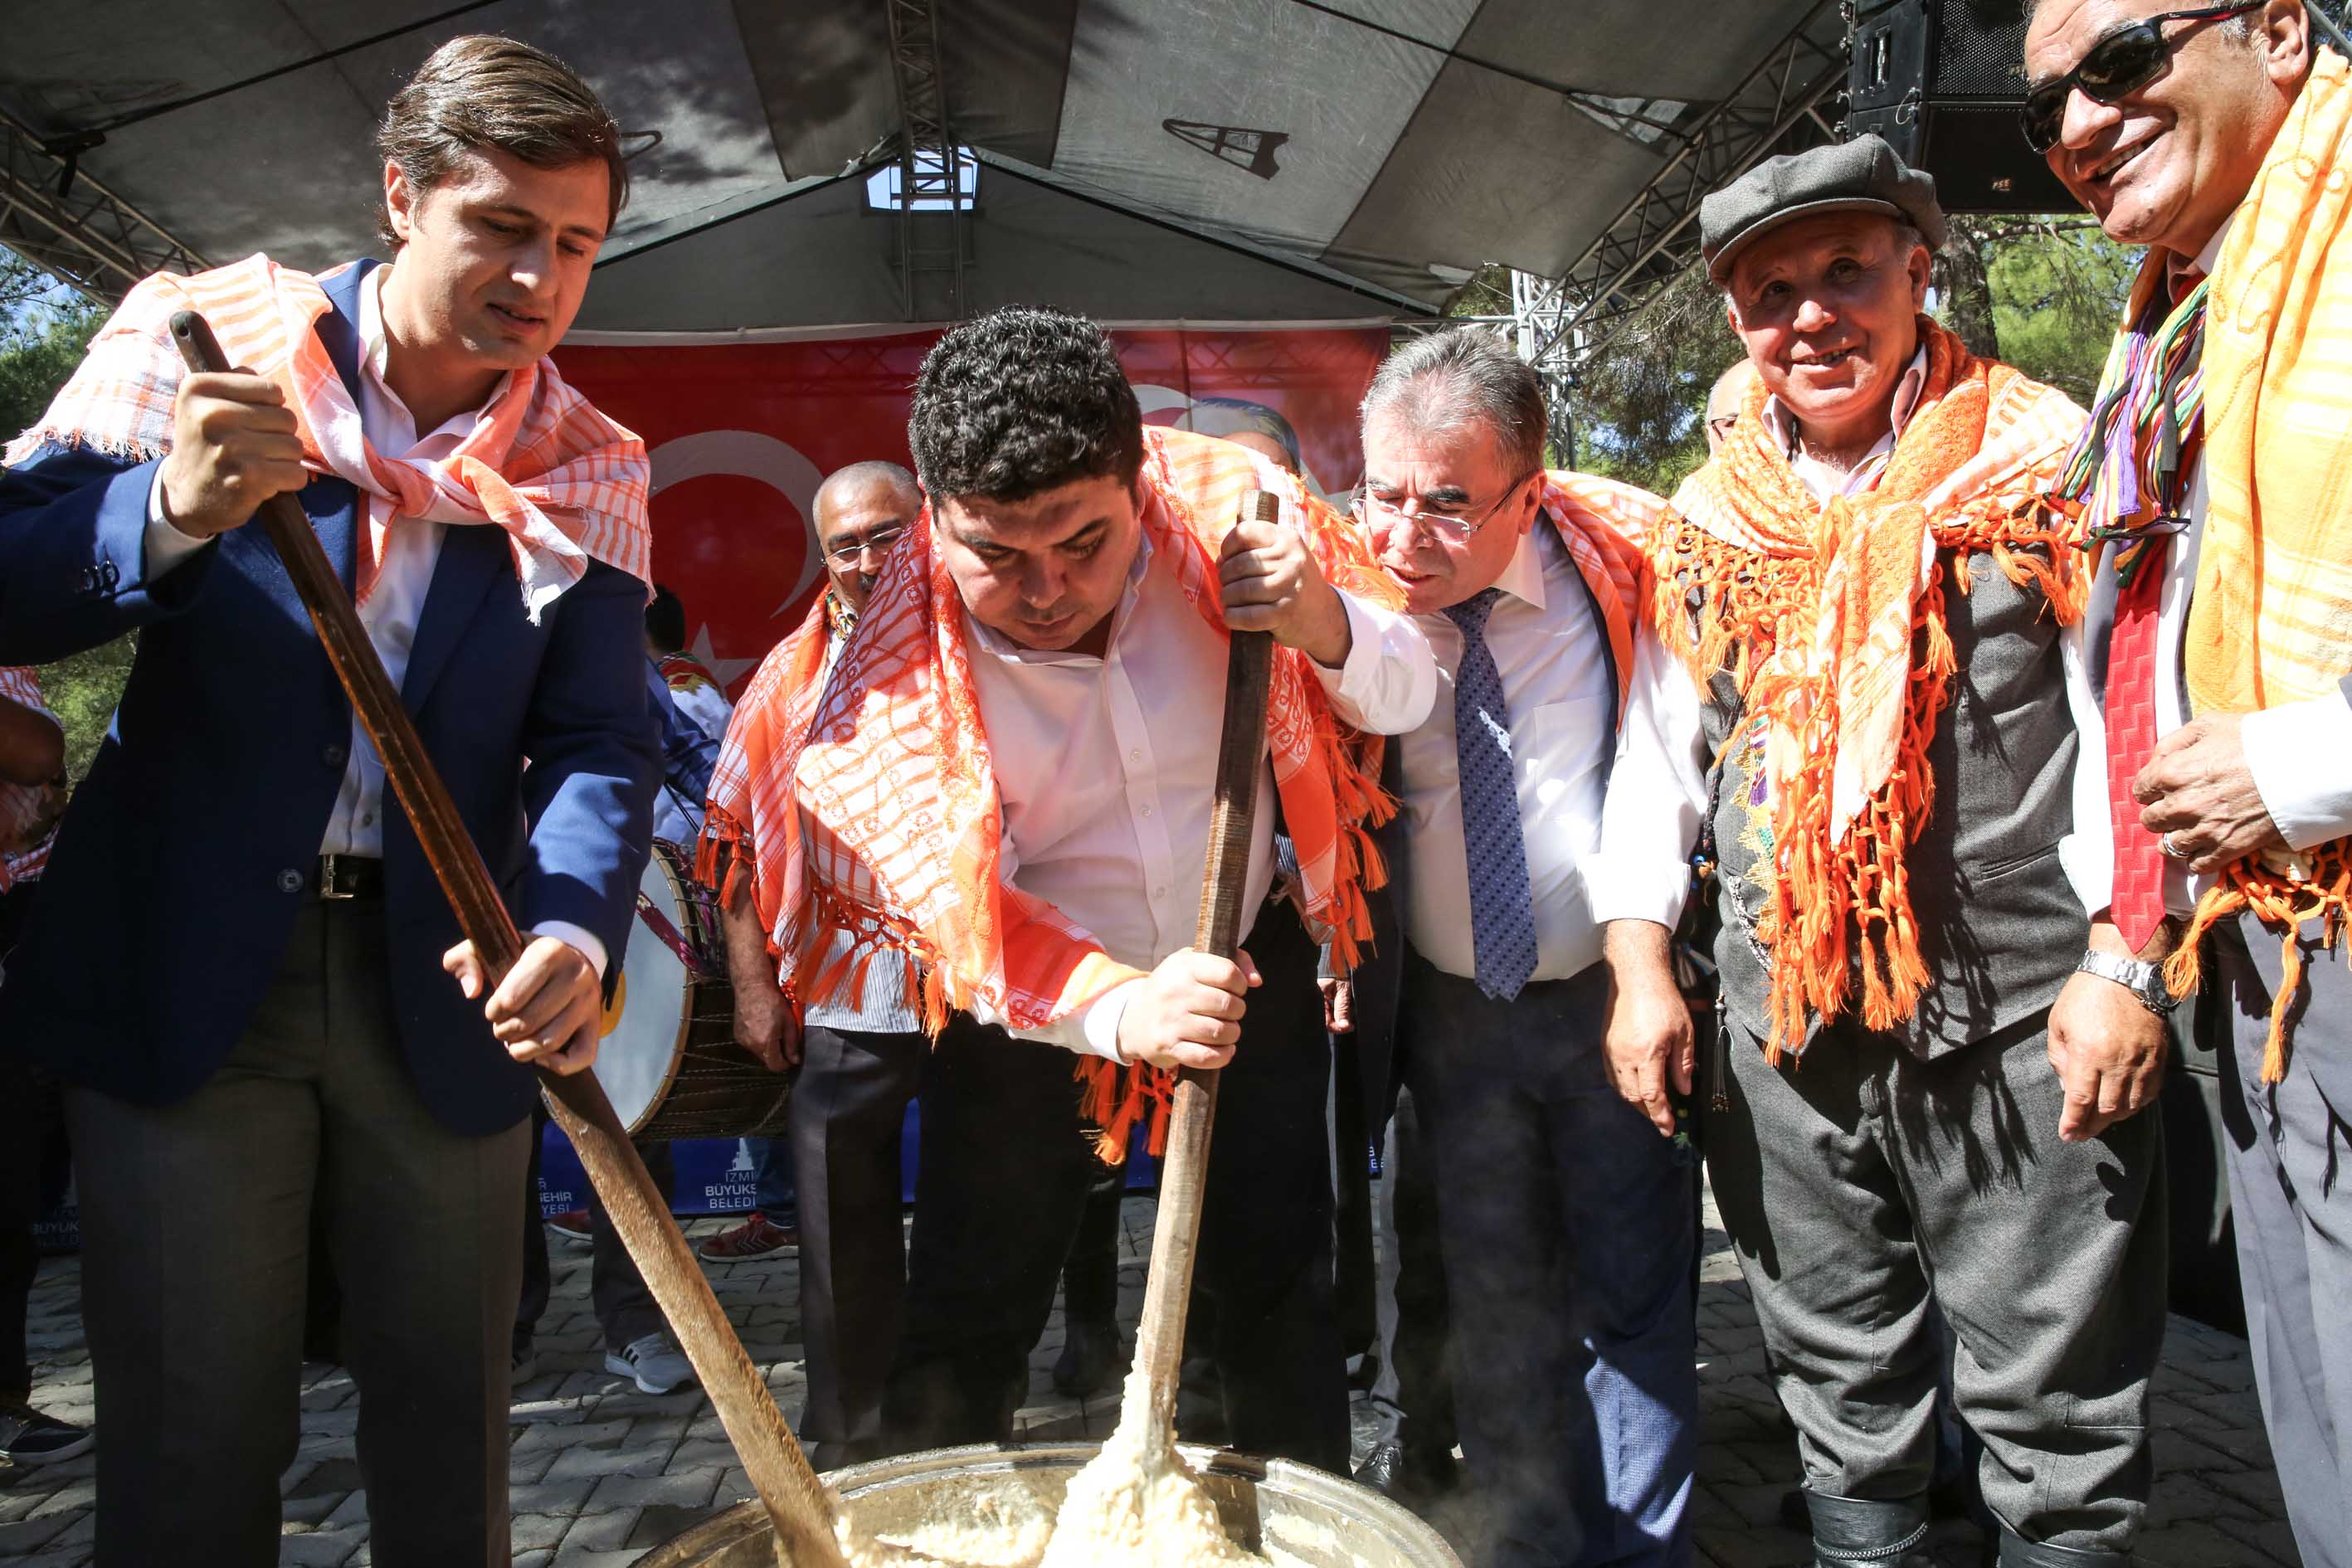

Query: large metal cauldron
left=632, top=1441, right=1464, bottom=1568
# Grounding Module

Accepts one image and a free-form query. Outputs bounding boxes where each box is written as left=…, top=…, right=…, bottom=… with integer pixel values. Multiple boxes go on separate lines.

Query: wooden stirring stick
left=1127, top=489, right=1281, bottom=1430
left=169, top=309, right=847, bottom=1568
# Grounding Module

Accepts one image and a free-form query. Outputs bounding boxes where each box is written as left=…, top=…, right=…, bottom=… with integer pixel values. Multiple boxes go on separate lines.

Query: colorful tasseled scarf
left=2140, top=51, right=2352, bottom=1083
left=706, top=428, right=1402, bottom=1161
left=2048, top=272, right=2208, bottom=588
left=4, top=254, right=650, bottom=620
left=1661, top=319, right=2089, bottom=1059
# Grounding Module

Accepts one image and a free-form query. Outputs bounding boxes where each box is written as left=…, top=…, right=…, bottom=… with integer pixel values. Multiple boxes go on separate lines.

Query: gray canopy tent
left=0, top=0, right=1847, bottom=346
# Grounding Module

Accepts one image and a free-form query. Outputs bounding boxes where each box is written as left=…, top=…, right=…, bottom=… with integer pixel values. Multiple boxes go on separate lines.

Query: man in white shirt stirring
left=732, top=306, right=1434, bottom=1470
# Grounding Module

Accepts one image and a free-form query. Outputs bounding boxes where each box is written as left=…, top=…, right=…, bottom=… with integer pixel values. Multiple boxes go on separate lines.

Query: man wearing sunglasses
left=1592, top=137, right=2166, bottom=1568
left=2026, top=5, right=2352, bottom=1563
left=1343, top=327, right=1695, bottom=1567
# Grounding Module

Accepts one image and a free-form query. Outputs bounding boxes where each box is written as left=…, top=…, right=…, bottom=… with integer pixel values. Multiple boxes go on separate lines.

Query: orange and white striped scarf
left=4, top=254, right=650, bottom=619
left=711, top=428, right=1400, bottom=1158
left=2156, top=50, right=2352, bottom=1081
left=1663, top=319, right=2088, bottom=1056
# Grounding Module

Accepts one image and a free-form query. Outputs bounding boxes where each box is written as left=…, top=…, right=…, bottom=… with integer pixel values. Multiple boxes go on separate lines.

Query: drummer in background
left=512, top=643, right=723, bottom=1396
left=646, top=582, right=735, bottom=743
left=700, top=460, right=932, bottom=1469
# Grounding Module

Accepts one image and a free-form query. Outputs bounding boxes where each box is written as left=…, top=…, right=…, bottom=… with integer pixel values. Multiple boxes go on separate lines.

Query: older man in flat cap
left=1589, top=136, right=2168, bottom=1568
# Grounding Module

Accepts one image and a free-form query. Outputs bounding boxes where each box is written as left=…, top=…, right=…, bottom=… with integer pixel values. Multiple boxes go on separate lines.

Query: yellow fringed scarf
left=2158, top=50, right=2352, bottom=1083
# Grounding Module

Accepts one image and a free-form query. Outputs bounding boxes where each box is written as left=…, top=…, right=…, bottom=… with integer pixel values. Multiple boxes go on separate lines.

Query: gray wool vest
left=1697, top=548, right=2088, bottom=1059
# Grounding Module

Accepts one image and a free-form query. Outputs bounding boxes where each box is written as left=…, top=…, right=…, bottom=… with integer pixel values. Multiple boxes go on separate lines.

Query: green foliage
left=1563, top=267, right=1744, bottom=498
left=1975, top=217, right=2137, bottom=406
left=2, top=247, right=132, bottom=781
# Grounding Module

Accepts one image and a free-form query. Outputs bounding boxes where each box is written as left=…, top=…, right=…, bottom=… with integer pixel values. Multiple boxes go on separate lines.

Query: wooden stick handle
left=168, top=311, right=845, bottom=1567
left=1132, top=489, right=1281, bottom=1401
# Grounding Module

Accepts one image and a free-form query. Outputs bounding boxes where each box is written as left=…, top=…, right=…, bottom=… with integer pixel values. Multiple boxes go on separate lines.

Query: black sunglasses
left=2021, top=0, right=2266, bottom=153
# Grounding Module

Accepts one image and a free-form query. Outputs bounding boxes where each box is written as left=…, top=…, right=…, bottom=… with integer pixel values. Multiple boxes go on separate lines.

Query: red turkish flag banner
left=555, top=324, right=1390, bottom=694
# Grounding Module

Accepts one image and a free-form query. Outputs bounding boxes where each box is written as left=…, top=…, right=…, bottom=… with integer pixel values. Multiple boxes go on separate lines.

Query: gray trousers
left=2212, top=914, right=2352, bottom=1568
left=1707, top=1013, right=2166, bottom=1554
left=67, top=897, right=529, bottom=1568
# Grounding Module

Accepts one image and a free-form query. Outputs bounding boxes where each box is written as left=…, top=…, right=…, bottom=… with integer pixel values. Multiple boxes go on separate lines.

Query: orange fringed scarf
left=2149, top=52, right=2352, bottom=1083
left=699, top=592, right=834, bottom=937
left=711, top=429, right=1402, bottom=1161
left=1661, top=320, right=2089, bottom=1058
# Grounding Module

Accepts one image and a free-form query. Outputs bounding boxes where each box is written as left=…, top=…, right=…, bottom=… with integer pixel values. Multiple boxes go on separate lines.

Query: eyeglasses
left=1352, top=470, right=1541, bottom=541
left=822, top=525, right=908, bottom=568
left=2020, top=0, right=2264, bottom=153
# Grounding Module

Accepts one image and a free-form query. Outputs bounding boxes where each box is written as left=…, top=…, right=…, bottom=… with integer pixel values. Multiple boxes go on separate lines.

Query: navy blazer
left=0, top=259, right=660, bottom=1136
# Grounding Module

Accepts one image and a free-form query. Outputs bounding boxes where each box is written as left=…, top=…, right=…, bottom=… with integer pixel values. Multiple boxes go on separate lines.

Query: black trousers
left=1365, top=1079, right=1457, bottom=1459
left=793, top=1022, right=929, bottom=1464
left=0, top=881, right=39, bottom=1401
left=67, top=896, right=528, bottom=1568
left=882, top=903, right=1351, bottom=1471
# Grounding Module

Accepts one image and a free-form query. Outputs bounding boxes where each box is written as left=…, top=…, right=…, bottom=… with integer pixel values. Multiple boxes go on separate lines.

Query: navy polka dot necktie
left=1442, top=587, right=1536, bottom=1002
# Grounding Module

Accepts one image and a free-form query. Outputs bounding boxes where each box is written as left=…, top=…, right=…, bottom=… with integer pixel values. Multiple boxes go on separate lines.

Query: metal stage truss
left=1508, top=0, right=1850, bottom=393
left=0, top=107, right=207, bottom=303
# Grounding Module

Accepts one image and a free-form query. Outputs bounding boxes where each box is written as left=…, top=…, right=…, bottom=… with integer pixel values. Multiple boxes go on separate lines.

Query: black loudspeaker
left=1847, top=0, right=2079, bottom=212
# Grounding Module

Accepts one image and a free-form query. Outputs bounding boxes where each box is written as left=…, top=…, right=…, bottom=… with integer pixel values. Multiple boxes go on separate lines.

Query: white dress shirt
left=2057, top=214, right=2352, bottom=920
left=1395, top=521, right=1618, bottom=982
left=1587, top=354, right=1928, bottom=933
left=966, top=532, right=1435, bottom=1058
left=144, top=265, right=609, bottom=973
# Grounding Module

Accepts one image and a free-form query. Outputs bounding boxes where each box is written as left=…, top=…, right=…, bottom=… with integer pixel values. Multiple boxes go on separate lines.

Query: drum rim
left=616, top=838, right=701, bottom=1138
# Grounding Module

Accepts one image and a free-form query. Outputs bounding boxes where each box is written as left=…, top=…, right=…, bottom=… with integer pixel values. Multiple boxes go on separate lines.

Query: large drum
left=592, top=840, right=792, bottom=1140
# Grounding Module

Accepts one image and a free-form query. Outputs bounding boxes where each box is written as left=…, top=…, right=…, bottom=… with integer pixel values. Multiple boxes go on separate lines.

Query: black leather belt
left=315, top=854, right=386, bottom=900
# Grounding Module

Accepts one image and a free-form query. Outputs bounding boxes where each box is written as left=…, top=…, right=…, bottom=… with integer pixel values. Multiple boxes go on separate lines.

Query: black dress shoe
left=1352, top=1441, right=1461, bottom=1502
left=1051, top=1320, right=1125, bottom=1399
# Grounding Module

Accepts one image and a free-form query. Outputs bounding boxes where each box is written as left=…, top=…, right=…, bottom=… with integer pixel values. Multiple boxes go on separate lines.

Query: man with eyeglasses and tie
left=1342, top=326, right=1692, bottom=1567
left=2025, top=4, right=2352, bottom=1561
left=1591, top=138, right=2165, bottom=1568
left=699, top=460, right=932, bottom=1467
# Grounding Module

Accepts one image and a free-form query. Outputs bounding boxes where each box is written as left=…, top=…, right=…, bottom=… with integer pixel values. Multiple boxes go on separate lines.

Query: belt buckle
left=318, top=853, right=355, bottom=901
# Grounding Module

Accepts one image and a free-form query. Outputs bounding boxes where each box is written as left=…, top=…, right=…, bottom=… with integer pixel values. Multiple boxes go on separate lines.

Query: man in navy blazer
left=0, top=37, right=656, bottom=1568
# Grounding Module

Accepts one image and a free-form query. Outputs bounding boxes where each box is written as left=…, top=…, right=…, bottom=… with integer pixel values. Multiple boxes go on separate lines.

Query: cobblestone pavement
left=0, top=1186, right=2302, bottom=1567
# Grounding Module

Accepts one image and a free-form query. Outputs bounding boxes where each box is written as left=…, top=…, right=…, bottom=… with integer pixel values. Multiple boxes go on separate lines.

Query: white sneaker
left=605, top=1332, right=694, bottom=1395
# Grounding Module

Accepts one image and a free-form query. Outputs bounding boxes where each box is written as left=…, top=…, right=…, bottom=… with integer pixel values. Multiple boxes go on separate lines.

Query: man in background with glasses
left=2026, top=5, right=2352, bottom=1561
left=1343, top=326, right=1694, bottom=1567
left=701, top=460, right=930, bottom=1469
left=1592, top=136, right=2163, bottom=1568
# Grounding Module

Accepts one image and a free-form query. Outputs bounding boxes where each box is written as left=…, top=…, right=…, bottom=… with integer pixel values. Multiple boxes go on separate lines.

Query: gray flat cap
left=1700, top=135, right=1946, bottom=285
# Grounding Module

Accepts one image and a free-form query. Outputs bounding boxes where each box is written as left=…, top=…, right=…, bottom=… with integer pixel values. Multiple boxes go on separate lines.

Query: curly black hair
left=907, top=306, right=1143, bottom=504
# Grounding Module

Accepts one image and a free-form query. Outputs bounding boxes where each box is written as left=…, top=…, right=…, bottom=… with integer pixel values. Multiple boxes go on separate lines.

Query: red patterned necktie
left=2105, top=539, right=2172, bottom=952
left=2105, top=261, right=2204, bottom=952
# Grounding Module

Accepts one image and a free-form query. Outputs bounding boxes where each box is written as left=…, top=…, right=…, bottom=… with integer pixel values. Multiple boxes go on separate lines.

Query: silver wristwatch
left=2076, top=949, right=2179, bottom=1015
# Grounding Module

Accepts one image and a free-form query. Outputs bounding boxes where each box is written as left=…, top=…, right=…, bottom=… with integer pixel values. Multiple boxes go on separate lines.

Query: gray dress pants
left=66, top=896, right=529, bottom=1568
left=2212, top=913, right=2352, bottom=1568
left=1707, top=1012, right=2166, bottom=1555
